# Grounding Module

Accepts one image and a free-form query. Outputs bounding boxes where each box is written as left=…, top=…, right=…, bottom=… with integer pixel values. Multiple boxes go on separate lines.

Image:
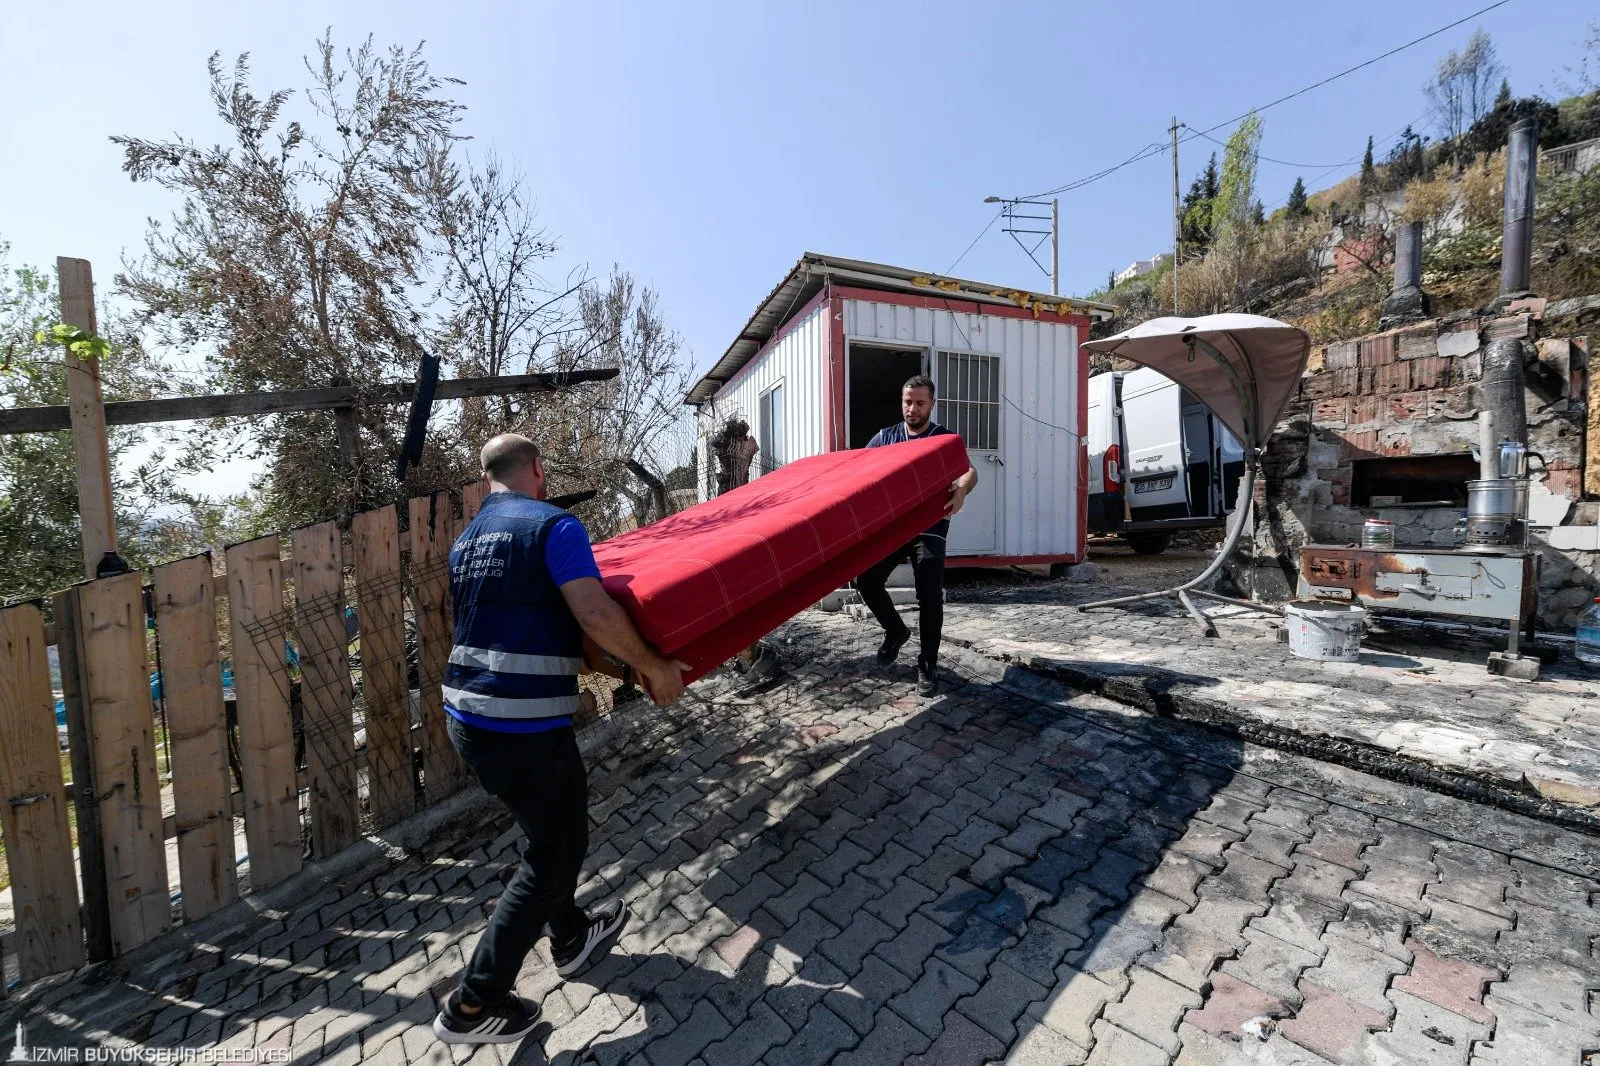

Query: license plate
left=1134, top=476, right=1174, bottom=494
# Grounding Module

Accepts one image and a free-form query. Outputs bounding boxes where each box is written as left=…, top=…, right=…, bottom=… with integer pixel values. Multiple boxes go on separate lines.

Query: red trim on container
left=827, top=285, right=846, bottom=450
left=946, top=552, right=1083, bottom=568
left=1076, top=319, right=1089, bottom=561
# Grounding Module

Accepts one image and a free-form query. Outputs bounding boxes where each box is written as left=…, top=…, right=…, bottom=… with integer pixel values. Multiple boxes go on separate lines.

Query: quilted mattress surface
left=592, top=434, right=969, bottom=682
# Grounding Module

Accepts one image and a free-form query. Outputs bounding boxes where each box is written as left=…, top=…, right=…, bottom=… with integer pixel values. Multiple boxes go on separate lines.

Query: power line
left=945, top=209, right=1003, bottom=275
left=1187, top=127, right=1349, bottom=169
left=1017, top=0, right=1512, bottom=201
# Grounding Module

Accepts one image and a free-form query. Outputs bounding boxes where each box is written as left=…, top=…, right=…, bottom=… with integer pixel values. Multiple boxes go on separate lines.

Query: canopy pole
left=1077, top=452, right=1284, bottom=635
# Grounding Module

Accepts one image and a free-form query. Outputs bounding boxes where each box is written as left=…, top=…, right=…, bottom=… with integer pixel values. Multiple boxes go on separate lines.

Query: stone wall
left=1223, top=295, right=1599, bottom=630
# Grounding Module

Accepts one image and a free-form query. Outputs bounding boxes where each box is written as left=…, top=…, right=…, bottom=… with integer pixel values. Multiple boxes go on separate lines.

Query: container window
left=936, top=351, right=1000, bottom=450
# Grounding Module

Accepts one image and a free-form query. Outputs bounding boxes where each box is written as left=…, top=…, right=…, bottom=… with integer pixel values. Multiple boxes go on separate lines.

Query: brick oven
left=1225, top=297, right=1599, bottom=630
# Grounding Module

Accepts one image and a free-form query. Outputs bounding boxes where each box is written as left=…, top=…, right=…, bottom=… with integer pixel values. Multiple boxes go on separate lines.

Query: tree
left=1358, top=136, right=1377, bottom=201
left=535, top=268, right=693, bottom=532
left=1286, top=177, right=1310, bottom=219
left=116, top=35, right=471, bottom=528
left=1179, top=153, right=1220, bottom=259
left=1212, top=113, right=1262, bottom=247
left=1466, top=94, right=1566, bottom=157
left=0, top=244, right=233, bottom=602
left=1424, top=28, right=1504, bottom=166
left=1383, top=126, right=1430, bottom=190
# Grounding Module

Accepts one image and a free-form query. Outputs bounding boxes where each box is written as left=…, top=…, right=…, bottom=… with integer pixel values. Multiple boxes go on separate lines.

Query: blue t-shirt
left=867, top=421, right=959, bottom=539
left=545, top=514, right=602, bottom=587
left=446, top=499, right=600, bottom=734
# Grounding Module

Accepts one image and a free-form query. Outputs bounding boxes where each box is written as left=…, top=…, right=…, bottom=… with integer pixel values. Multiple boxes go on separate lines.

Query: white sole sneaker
left=431, top=999, right=540, bottom=1045
left=554, top=903, right=629, bottom=977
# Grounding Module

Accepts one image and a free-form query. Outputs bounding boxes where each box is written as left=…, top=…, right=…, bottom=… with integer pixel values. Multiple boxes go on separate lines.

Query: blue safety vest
left=444, top=493, right=583, bottom=727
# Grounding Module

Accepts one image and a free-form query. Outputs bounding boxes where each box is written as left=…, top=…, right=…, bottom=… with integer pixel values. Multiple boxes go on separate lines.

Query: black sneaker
left=432, top=994, right=540, bottom=1045
left=876, top=624, right=911, bottom=665
left=553, top=902, right=629, bottom=977
left=917, top=664, right=939, bottom=697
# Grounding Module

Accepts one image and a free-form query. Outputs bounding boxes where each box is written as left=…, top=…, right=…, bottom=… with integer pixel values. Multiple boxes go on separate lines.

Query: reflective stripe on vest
left=448, top=645, right=584, bottom=675
left=441, top=688, right=583, bottom=720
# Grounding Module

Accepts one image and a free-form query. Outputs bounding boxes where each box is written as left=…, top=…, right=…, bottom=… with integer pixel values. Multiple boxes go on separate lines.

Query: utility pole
left=1170, top=117, right=1181, bottom=314
left=1051, top=199, right=1060, bottom=295
left=57, top=257, right=125, bottom=579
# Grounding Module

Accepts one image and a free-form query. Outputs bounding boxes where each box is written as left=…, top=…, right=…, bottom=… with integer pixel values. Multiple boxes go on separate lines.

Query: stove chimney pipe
left=1379, top=221, right=1430, bottom=328
left=1497, top=117, right=1538, bottom=304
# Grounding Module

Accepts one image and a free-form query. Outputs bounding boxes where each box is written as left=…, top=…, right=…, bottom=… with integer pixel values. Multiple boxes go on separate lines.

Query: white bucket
left=1284, top=600, right=1367, bottom=662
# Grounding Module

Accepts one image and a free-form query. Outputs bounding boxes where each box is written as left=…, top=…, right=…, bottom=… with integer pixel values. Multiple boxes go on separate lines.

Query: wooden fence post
left=410, top=491, right=466, bottom=803
left=225, top=537, right=303, bottom=890
left=74, top=573, right=170, bottom=955
left=57, top=258, right=118, bottom=579
left=291, top=523, right=359, bottom=857
left=53, top=587, right=112, bottom=962
left=0, top=602, right=85, bottom=979
left=150, top=555, right=239, bottom=921
left=352, top=507, right=413, bottom=829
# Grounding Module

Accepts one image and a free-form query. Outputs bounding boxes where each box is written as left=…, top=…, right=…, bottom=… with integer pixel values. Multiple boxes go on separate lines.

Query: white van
left=1086, top=367, right=1244, bottom=554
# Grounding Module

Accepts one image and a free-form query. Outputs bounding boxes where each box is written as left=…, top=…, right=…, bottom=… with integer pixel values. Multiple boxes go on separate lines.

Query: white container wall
left=841, top=297, right=1083, bottom=560
left=697, top=302, right=828, bottom=491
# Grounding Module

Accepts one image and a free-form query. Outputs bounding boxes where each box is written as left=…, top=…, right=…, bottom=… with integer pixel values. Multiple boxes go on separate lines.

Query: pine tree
left=1358, top=135, right=1376, bottom=201
left=1286, top=177, right=1309, bottom=219
left=1178, top=152, right=1221, bottom=257
left=1495, top=77, right=1511, bottom=108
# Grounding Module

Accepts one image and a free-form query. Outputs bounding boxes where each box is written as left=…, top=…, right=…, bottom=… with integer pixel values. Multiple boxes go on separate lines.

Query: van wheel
left=1125, top=532, right=1172, bottom=556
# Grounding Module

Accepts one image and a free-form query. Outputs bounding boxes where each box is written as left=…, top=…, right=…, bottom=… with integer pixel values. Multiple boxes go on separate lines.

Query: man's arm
left=947, top=463, right=979, bottom=515
left=560, top=577, right=688, bottom=705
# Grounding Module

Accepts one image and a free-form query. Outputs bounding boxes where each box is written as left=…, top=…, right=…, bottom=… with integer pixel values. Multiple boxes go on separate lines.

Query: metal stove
left=1297, top=545, right=1540, bottom=657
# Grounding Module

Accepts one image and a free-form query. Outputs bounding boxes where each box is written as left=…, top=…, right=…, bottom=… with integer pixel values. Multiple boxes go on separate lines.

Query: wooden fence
left=0, top=480, right=523, bottom=993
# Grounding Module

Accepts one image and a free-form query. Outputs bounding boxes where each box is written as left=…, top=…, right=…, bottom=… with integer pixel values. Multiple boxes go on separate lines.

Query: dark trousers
left=449, top=716, right=589, bottom=1006
left=855, top=532, right=946, bottom=669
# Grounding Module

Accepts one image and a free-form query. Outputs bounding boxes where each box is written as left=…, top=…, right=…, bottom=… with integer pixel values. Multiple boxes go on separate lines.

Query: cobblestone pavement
left=935, top=568, right=1600, bottom=828
left=6, top=611, right=1600, bottom=1065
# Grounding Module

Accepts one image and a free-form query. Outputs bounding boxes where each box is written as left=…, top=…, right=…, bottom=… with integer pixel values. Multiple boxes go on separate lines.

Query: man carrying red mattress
left=856, top=374, right=979, bottom=696
left=433, top=434, right=689, bottom=1047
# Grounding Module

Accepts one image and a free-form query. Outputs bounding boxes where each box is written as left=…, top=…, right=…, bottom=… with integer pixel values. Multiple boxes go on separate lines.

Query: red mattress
left=592, top=435, right=969, bottom=684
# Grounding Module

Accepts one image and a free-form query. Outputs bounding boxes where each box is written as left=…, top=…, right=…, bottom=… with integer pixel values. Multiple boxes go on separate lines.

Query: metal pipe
left=1482, top=338, right=1528, bottom=447
left=1051, top=199, right=1060, bottom=296
left=1379, top=221, right=1430, bottom=327
left=1478, top=410, right=1498, bottom=481
left=1499, top=117, right=1538, bottom=299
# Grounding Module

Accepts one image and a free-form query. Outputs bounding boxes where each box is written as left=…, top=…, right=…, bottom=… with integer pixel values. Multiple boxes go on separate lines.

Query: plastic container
left=1361, top=519, right=1395, bottom=549
left=1578, top=597, right=1600, bottom=666
left=1285, top=600, right=1367, bottom=662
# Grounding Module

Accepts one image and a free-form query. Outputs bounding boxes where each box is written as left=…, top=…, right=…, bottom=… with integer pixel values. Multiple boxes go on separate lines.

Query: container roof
left=685, top=252, right=1119, bottom=407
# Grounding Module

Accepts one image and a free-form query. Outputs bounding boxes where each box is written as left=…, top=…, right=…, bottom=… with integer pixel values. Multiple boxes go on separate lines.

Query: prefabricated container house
left=685, top=253, right=1117, bottom=568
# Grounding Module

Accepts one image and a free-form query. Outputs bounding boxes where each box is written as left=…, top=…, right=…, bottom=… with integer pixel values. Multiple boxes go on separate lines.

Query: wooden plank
left=58, top=257, right=117, bottom=577
left=463, top=479, right=489, bottom=522
left=76, top=573, right=169, bottom=955
left=352, top=507, right=413, bottom=829
left=410, top=492, right=466, bottom=803
left=53, top=588, right=111, bottom=962
left=150, top=555, right=239, bottom=922
left=291, top=523, right=359, bottom=857
left=224, top=537, right=303, bottom=889
left=0, top=369, right=621, bottom=435
left=0, top=602, right=85, bottom=980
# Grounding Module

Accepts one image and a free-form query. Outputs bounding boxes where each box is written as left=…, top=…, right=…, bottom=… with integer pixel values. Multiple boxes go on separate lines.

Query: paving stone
left=891, top=958, right=981, bottom=1039
left=1246, top=896, right=1341, bottom=956
left=996, top=916, right=1082, bottom=988
left=936, top=914, right=1015, bottom=982
left=1002, top=1018, right=1090, bottom=1065
left=1218, top=931, right=1322, bottom=1008
left=1279, top=979, right=1391, bottom=1062
left=698, top=999, right=791, bottom=1066
left=1392, top=938, right=1500, bottom=1024
left=873, top=913, right=957, bottom=981
left=764, top=955, right=848, bottom=1030
left=1084, top=1018, right=1171, bottom=1066
left=1363, top=988, right=1492, bottom=1065
left=905, top=1009, right=1005, bottom=1066
left=824, top=955, right=916, bottom=1036
left=950, top=960, right=1050, bottom=1045
left=762, top=1004, right=859, bottom=1065
left=1302, top=934, right=1408, bottom=1015
left=1482, top=957, right=1600, bottom=1033
left=1025, top=968, right=1120, bottom=1048
left=1101, top=964, right=1205, bottom=1055
left=813, top=872, right=884, bottom=929
left=643, top=999, right=732, bottom=1066
left=1182, top=971, right=1291, bottom=1043
left=833, top=1007, right=935, bottom=1066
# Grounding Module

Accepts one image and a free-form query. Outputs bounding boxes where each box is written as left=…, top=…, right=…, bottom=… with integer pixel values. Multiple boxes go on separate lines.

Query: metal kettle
left=1497, top=439, right=1545, bottom=478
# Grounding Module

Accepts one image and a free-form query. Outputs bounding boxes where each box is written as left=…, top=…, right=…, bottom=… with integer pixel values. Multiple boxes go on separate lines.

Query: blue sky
left=1, top=0, right=1593, bottom=389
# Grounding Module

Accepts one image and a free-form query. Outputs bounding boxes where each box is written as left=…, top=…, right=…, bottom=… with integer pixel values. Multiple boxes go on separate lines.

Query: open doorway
left=848, top=343, right=925, bottom=448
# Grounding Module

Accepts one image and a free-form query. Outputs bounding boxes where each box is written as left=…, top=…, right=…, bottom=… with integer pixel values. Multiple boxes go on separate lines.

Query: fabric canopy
left=1081, top=313, right=1311, bottom=446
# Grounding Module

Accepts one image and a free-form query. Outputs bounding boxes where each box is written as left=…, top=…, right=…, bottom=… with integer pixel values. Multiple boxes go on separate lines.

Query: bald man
left=433, top=434, right=688, bottom=1046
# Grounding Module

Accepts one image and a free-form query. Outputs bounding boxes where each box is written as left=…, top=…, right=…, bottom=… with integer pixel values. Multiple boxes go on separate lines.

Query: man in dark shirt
left=857, top=375, right=979, bottom=696
left=433, top=434, right=688, bottom=1046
